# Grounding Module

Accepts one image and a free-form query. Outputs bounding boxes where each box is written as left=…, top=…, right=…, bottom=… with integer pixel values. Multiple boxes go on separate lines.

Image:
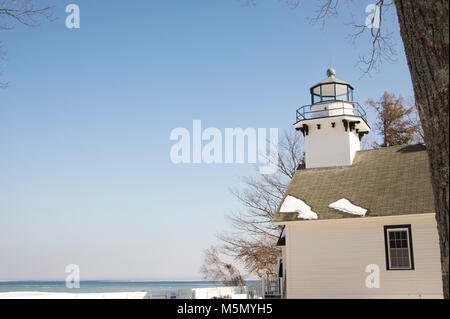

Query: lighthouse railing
left=296, top=101, right=367, bottom=123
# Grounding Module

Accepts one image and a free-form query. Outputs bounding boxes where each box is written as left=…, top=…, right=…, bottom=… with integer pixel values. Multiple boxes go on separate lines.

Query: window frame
left=276, top=257, right=284, bottom=279
left=310, top=82, right=354, bottom=104
left=383, top=224, right=415, bottom=270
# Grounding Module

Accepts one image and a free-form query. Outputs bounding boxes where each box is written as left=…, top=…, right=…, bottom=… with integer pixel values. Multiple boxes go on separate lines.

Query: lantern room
left=310, top=68, right=354, bottom=104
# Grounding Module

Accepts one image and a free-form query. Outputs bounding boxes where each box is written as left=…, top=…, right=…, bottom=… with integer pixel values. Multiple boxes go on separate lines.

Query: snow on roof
left=328, top=198, right=367, bottom=216
left=273, top=144, right=434, bottom=223
left=279, top=195, right=318, bottom=220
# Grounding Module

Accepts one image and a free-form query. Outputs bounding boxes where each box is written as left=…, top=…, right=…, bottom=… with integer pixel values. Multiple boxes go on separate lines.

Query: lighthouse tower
left=294, top=69, right=371, bottom=169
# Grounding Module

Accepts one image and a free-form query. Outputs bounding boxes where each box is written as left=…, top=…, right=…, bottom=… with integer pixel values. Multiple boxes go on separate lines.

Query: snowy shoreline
left=0, top=291, right=151, bottom=299
left=0, top=286, right=250, bottom=299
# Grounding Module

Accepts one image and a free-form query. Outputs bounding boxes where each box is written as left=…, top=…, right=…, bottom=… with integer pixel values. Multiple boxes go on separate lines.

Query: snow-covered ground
left=192, top=287, right=248, bottom=299
left=0, top=287, right=249, bottom=299
left=0, top=291, right=150, bottom=299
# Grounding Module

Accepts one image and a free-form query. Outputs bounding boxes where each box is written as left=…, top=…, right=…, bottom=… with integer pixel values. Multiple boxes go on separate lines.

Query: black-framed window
left=310, top=83, right=354, bottom=104
left=277, top=257, right=283, bottom=278
left=383, top=225, right=415, bottom=270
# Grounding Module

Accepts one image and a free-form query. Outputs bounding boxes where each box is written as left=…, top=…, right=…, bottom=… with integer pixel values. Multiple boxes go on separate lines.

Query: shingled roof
left=273, top=144, right=435, bottom=223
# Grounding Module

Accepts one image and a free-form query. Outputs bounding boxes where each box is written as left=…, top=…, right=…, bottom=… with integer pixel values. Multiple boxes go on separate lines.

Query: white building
left=273, top=69, right=443, bottom=299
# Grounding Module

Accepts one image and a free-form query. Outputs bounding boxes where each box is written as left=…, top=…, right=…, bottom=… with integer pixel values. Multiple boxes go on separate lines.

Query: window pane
left=391, top=258, right=398, bottom=268
left=401, top=239, right=408, bottom=248
left=321, top=84, right=335, bottom=96
left=402, top=248, right=408, bottom=257
left=336, top=93, right=347, bottom=100
left=313, top=94, right=321, bottom=104
left=403, top=258, right=410, bottom=268
left=335, top=84, right=347, bottom=96
left=390, top=239, right=396, bottom=248
left=387, top=229, right=412, bottom=269
left=390, top=248, right=397, bottom=258
left=312, top=86, right=321, bottom=95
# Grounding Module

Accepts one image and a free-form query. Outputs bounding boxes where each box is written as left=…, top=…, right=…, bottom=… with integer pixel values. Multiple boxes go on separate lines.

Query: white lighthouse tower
left=294, top=69, right=371, bottom=169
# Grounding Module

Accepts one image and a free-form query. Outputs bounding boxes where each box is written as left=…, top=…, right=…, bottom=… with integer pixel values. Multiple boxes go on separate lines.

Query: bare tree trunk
left=394, top=0, right=449, bottom=299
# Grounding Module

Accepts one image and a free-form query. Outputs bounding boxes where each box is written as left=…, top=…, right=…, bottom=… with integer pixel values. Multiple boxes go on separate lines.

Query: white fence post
left=261, top=278, right=265, bottom=297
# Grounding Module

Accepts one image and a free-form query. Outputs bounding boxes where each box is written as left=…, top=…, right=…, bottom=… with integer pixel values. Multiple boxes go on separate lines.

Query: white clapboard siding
left=285, top=213, right=443, bottom=298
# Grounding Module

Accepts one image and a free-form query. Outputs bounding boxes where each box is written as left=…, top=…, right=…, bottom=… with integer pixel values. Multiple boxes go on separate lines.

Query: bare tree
left=199, top=246, right=246, bottom=287
left=216, top=131, right=304, bottom=278
left=0, top=0, right=54, bottom=87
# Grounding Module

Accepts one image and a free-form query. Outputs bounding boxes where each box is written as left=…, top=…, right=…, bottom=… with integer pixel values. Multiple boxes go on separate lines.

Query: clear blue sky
left=0, top=0, right=414, bottom=280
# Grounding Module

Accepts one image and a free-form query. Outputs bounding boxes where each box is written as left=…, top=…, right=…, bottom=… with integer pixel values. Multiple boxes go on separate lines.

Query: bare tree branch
left=348, top=0, right=398, bottom=73
left=242, top=0, right=398, bottom=74
left=0, top=0, right=54, bottom=87
left=0, top=0, right=54, bottom=29
left=199, top=246, right=246, bottom=287
left=210, top=131, right=304, bottom=278
left=240, top=0, right=300, bottom=9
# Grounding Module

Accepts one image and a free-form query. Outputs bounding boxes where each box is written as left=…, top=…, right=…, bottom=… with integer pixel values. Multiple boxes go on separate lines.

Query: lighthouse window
left=322, top=95, right=335, bottom=102
left=320, top=83, right=335, bottom=97
left=335, top=84, right=348, bottom=100
left=311, top=83, right=353, bottom=103
left=312, top=93, right=321, bottom=104
left=312, top=86, right=321, bottom=95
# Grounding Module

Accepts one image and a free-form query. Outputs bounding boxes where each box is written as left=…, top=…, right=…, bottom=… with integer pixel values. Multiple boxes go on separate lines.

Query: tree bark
left=394, top=0, right=449, bottom=298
